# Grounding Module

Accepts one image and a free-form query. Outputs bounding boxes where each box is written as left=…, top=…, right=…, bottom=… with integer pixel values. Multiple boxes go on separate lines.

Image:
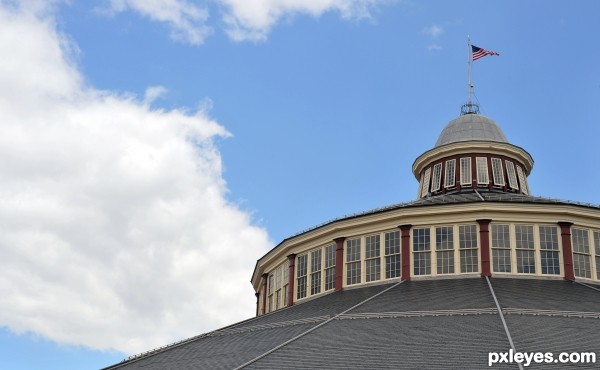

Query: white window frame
left=491, top=158, right=505, bottom=186
left=505, top=161, right=519, bottom=190
left=460, top=157, right=472, bottom=186
left=572, top=228, right=592, bottom=279
left=476, top=157, right=489, bottom=185
left=431, top=163, right=443, bottom=192
left=421, top=168, right=431, bottom=198
left=444, top=159, right=456, bottom=188
left=516, top=165, right=529, bottom=195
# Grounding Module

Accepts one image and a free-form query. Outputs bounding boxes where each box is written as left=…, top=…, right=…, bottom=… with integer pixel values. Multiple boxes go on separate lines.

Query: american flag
left=471, top=45, right=499, bottom=61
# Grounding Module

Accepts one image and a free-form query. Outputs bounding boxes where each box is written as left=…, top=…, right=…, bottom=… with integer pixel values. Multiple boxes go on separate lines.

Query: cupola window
left=491, top=158, right=505, bottom=186
left=476, top=157, right=489, bottom=185
left=444, top=159, right=456, bottom=188
left=460, top=157, right=472, bottom=186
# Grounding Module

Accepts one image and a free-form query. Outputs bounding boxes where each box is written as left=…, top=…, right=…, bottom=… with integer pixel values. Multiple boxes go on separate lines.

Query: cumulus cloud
left=104, top=0, right=212, bottom=45
left=102, top=0, right=384, bottom=43
left=422, top=24, right=443, bottom=39
left=0, top=3, right=271, bottom=354
left=219, top=0, right=380, bottom=42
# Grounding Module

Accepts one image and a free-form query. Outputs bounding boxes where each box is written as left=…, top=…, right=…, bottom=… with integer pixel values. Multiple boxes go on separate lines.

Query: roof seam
left=234, top=280, right=405, bottom=369
left=486, top=276, right=524, bottom=370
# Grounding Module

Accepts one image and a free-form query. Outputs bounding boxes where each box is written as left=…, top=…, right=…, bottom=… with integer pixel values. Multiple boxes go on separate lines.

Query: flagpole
left=467, top=36, right=472, bottom=106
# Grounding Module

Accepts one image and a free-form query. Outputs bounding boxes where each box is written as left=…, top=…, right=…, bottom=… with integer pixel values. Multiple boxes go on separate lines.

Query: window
left=385, top=231, right=401, bottom=279
left=324, top=244, right=336, bottom=291
left=505, top=161, right=519, bottom=190
left=268, top=273, right=275, bottom=312
left=491, top=224, right=511, bottom=273
left=515, top=225, right=535, bottom=273
left=572, top=228, right=591, bottom=278
left=421, top=168, right=431, bottom=198
left=460, top=157, right=472, bottom=185
left=539, top=226, right=560, bottom=275
left=445, top=159, right=456, bottom=188
left=274, top=264, right=283, bottom=309
left=296, top=254, right=307, bottom=299
left=459, top=225, right=478, bottom=273
left=476, top=157, right=489, bottom=185
left=491, top=158, right=505, bottom=186
left=310, top=249, right=322, bottom=295
left=431, top=163, right=442, bottom=192
left=435, top=226, right=454, bottom=274
left=346, top=238, right=361, bottom=285
left=595, top=231, right=600, bottom=280
left=516, top=165, right=529, bottom=195
left=365, top=235, right=381, bottom=282
left=413, top=228, right=431, bottom=275
left=282, top=262, right=289, bottom=307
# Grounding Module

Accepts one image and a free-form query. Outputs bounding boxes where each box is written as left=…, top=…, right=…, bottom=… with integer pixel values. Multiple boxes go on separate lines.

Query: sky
left=0, top=0, right=599, bottom=369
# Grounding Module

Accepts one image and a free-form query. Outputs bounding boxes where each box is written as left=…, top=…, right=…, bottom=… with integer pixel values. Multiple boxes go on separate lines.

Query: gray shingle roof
left=103, top=278, right=600, bottom=370
left=434, top=114, right=508, bottom=147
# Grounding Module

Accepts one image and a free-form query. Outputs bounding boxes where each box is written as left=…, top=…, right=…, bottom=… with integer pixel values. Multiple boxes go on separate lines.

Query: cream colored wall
left=253, top=202, right=600, bottom=298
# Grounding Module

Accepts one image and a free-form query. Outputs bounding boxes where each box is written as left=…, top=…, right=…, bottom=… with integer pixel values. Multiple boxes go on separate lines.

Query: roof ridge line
left=233, top=281, right=405, bottom=370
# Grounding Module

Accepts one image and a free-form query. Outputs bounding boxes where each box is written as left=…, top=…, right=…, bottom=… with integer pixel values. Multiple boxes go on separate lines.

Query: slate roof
left=103, top=277, right=600, bottom=370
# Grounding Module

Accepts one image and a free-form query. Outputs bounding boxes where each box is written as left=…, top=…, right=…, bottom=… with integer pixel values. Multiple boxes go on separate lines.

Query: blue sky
left=0, top=1, right=599, bottom=369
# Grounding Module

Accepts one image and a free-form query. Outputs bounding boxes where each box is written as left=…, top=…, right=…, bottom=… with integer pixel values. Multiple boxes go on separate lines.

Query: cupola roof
left=435, top=113, right=507, bottom=147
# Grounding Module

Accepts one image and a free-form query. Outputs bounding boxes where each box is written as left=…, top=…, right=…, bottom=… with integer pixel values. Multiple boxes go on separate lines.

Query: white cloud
left=102, top=0, right=386, bottom=43
left=0, top=2, right=271, bottom=354
left=427, top=44, right=441, bottom=52
left=218, top=0, right=380, bottom=42
left=104, top=0, right=212, bottom=45
left=422, top=24, right=443, bottom=39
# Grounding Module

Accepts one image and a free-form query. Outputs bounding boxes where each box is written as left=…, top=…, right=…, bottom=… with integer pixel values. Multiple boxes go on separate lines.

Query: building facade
left=252, top=111, right=600, bottom=316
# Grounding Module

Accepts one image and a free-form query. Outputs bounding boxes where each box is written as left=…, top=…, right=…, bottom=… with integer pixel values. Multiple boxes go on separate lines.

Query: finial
left=461, top=101, right=480, bottom=115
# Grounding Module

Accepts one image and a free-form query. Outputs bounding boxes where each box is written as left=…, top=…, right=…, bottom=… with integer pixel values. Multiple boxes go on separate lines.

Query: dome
left=435, top=114, right=508, bottom=147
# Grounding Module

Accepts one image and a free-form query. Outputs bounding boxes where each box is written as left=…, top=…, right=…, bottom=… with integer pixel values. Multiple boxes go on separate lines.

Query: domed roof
left=435, top=114, right=508, bottom=147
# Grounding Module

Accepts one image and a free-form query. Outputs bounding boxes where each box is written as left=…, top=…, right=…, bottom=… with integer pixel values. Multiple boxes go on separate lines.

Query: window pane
left=491, top=224, right=510, bottom=249
left=437, top=250, right=454, bottom=274
left=505, top=161, right=519, bottom=190
left=385, top=254, right=401, bottom=279
left=491, top=158, right=505, bottom=186
left=540, top=251, right=560, bottom=275
left=492, top=249, right=511, bottom=273
left=460, top=249, right=478, bottom=273
left=516, top=165, right=529, bottom=195
left=431, top=163, right=442, bottom=192
left=413, top=252, right=431, bottom=275
left=325, top=267, right=335, bottom=290
left=385, top=231, right=400, bottom=255
left=366, top=235, right=380, bottom=259
left=346, top=238, right=361, bottom=261
left=296, top=255, right=307, bottom=299
left=515, top=225, right=534, bottom=249
left=346, top=238, right=361, bottom=285
left=539, top=226, right=559, bottom=250
left=445, top=159, right=456, bottom=188
left=413, top=228, right=430, bottom=251
left=459, top=225, right=478, bottom=273
left=516, top=250, right=536, bottom=274
left=460, top=157, right=472, bottom=185
left=310, top=249, right=322, bottom=295
left=572, top=228, right=590, bottom=254
left=573, top=253, right=591, bottom=278
left=366, top=258, right=381, bottom=282
left=436, top=226, right=454, bottom=250
left=346, top=261, right=361, bottom=285
left=476, top=157, right=489, bottom=185
left=421, top=168, right=431, bottom=198
left=459, top=225, right=477, bottom=249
